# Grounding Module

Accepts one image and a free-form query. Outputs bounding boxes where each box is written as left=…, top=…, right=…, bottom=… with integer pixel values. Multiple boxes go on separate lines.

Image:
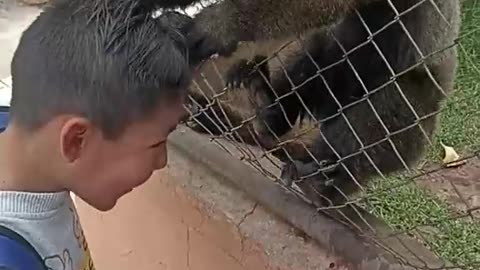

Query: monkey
left=183, top=0, right=408, bottom=159
left=188, top=0, right=461, bottom=206
left=184, top=36, right=323, bottom=161
left=161, top=0, right=376, bottom=146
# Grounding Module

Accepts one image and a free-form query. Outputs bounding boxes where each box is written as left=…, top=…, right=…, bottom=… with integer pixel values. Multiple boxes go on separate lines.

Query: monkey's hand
left=157, top=11, right=224, bottom=68
left=225, top=55, right=269, bottom=90
left=224, top=55, right=279, bottom=149
left=280, top=159, right=339, bottom=188
left=192, top=0, right=245, bottom=58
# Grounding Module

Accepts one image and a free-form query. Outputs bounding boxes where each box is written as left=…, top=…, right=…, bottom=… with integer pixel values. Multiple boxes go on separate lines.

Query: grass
left=428, top=0, right=480, bottom=159
left=364, top=177, right=480, bottom=268
left=363, top=1, right=480, bottom=268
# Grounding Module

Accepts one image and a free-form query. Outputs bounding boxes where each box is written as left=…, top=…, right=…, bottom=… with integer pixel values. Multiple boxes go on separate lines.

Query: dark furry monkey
left=190, top=0, right=461, bottom=205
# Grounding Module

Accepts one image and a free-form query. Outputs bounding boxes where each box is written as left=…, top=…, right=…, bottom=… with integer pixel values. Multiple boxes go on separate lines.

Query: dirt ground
left=74, top=171, right=274, bottom=270
left=417, top=157, right=480, bottom=219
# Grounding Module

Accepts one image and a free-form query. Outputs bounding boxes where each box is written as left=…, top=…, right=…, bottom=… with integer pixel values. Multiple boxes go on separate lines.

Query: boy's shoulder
left=0, top=191, right=96, bottom=270
left=0, top=223, right=47, bottom=269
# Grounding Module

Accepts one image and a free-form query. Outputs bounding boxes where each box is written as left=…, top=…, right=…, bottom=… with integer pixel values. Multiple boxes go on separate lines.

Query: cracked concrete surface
left=237, top=203, right=257, bottom=228
left=186, top=228, right=192, bottom=270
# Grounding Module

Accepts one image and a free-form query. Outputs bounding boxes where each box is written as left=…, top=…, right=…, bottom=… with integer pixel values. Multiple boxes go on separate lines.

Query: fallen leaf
left=440, top=142, right=466, bottom=168
left=470, top=195, right=480, bottom=208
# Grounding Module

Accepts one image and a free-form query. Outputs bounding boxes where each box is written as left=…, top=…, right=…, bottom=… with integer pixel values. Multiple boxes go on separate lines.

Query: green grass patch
left=428, top=0, right=480, bottom=159
left=364, top=176, right=480, bottom=268
left=363, top=1, right=480, bottom=268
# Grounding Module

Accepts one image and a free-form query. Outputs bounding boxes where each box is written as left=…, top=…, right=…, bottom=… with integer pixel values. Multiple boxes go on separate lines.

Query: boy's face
left=61, top=97, right=187, bottom=211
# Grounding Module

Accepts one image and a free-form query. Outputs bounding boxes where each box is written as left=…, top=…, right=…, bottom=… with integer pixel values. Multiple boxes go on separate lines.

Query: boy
left=0, top=0, right=216, bottom=269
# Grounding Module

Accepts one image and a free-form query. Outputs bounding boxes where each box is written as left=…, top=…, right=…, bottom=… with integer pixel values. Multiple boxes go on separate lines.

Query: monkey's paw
left=157, top=11, right=232, bottom=68
left=280, top=159, right=338, bottom=187
left=225, top=55, right=269, bottom=89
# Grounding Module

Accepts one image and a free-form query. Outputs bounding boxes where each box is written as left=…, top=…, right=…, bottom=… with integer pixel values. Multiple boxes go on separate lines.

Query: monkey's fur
left=189, top=0, right=461, bottom=206
left=192, top=0, right=374, bottom=57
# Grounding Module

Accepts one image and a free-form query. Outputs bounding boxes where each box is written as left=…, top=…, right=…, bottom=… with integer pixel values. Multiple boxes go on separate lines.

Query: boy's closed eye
left=149, top=125, right=177, bottom=148
left=149, top=140, right=166, bottom=148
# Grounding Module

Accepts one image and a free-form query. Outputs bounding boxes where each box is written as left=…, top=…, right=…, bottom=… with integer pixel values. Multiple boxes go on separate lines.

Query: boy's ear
left=59, top=117, right=94, bottom=163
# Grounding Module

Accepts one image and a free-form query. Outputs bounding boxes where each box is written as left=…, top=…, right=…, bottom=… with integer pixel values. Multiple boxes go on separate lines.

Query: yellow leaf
left=440, top=142, right=466, bottom=168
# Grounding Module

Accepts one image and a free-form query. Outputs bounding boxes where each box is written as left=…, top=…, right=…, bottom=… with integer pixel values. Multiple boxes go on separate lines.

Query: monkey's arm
left=194, top=0, right=375, bottom=55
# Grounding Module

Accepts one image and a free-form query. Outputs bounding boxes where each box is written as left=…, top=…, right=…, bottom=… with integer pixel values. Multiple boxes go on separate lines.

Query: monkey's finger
left=225, top=60, right=247, bottom=89
left=292, top=160, right=319, bottom=176
left=225, top=71, right=237, bottom=89
left=280, top=163, right=298, bottom=186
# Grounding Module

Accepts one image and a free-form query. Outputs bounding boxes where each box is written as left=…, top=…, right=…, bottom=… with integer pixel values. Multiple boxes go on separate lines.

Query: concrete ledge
left=168, top=126, right=451, bottom=270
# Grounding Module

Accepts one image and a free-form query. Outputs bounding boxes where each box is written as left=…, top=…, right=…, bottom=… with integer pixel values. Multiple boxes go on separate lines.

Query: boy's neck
left=0, top=126, right=65, bottom=193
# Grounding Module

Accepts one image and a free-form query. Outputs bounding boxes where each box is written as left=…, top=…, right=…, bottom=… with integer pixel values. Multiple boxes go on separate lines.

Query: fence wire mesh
left=175, top=0, right=480, bottom=268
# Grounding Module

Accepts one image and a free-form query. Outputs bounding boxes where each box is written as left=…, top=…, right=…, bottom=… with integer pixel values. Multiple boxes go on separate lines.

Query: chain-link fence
left=176, top=0, right=479, bottom=269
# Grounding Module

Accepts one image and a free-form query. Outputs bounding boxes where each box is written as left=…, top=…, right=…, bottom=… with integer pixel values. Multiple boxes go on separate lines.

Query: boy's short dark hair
left=9, top=0, right=193, bottom=139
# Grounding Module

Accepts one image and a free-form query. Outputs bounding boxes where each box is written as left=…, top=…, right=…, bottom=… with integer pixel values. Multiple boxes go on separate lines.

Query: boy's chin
left=92, top=200, right=117, bottom=212
left=78, top=194, right=118, bottom=212
left=73, top=187, right=134, bottom=211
